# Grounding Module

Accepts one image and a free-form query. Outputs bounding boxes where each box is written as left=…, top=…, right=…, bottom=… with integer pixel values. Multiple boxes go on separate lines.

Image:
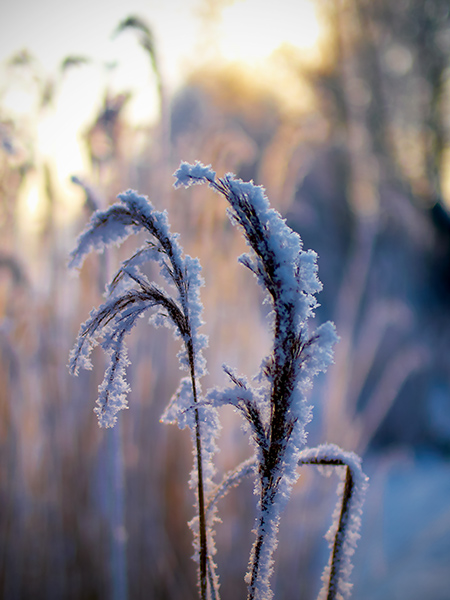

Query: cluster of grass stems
left=69, top=162, right=367, bottom=600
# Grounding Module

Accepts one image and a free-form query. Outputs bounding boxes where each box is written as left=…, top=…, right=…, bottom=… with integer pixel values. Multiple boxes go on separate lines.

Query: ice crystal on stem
left=299, top=444, right=369, bottom=600
left=69, top=189, right=215, bottom=600
left=174, top=162, right=343, bottom=600
left=70, top=164, right=367, bottom=600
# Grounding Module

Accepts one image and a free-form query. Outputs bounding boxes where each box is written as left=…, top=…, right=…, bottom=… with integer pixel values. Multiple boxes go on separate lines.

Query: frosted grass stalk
left=299, top=444, right=368, bottom=600
left=69, top=163, right=367, bottom=600
left=68, top=189, right=214, bottom=600
left=174, top=162, right=340, bottom=600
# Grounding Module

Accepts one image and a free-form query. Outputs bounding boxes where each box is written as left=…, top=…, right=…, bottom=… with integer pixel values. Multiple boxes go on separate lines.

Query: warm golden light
left=3, top=0, right=326, bottom=236
left=218, top=0, right=321, bottom=63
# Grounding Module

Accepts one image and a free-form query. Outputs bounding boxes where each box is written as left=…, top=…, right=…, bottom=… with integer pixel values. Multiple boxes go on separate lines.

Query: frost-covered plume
left=174, top=162, right=343, bottom=600
left=69, top=164, right=368, bottom=600
left=68, top=189, right=215, bottom=600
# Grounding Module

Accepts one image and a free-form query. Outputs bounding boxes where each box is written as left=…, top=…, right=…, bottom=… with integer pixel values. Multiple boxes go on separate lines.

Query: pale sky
left=0, top=0, right=322, bottom=228
left=0, top=0, right=200, bottom=88
left=0, top=0, right=321, bottom=91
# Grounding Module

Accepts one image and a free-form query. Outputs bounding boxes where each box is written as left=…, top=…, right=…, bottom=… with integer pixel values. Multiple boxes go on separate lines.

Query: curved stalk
left=298, top=451, right=368, bottom=600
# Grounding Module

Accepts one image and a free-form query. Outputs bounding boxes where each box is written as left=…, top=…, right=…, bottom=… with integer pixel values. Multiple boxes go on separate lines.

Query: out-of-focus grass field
left=1, top=2, right=450, bottom=598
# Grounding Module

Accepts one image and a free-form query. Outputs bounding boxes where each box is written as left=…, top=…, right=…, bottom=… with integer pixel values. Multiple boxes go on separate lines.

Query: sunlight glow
left=219, top=0, right=321, bottom=63
left=2, top=87, right=37, bottom=117
left=3, top=0, right=325, bottom=234
left=17, top=171, right=44, bottom=236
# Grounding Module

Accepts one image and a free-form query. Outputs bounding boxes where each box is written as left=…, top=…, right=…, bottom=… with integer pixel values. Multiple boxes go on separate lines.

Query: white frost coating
left=173, top=162, right=324, bottom=329
left=69, top=187, right=208, bottom=428
left=206, top=365, right=254, bottom=408
left=298, top=249, right=323, bottom=294
left=107, top=244, right=159, bottom=296
left=69, top=205, right=135, bottom=269
left=173, top=161, right=341, bottom=600
left=207, top=385, right=248, bottom=409
left=206, top=456, right=258, bottom=517
left=161, top=377, right=196, bottom=429
left=68, top=185, right=222, bottom=600
left=95, top=340, right=131, bottom=428
left=174, top=161, right=216, bottom=187
left=68, top=309, right=101, bottom=375
left=298, top=444, right=369, bottom=600
left=70, top=165, right=365, bottom=600
left=69, top=184, right=220, bottom=594
left=306, top=321, right=340, bottom=376
left=169, top=378, right=221, bottom=591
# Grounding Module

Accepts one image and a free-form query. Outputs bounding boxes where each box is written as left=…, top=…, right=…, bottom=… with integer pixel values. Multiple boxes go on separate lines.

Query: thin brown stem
left=188, top=341, right=208, bottom=600
left=299, top=457, right=356, bottom=600
left=248, top=530, right=264, bottom=600
left=328, top=466, right=353, bottom=600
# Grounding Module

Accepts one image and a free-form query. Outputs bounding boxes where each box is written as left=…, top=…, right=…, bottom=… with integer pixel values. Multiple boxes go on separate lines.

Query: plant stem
left=248, top=530, right=264, bottom=599
left=188, top=341, right=208, bottom=600
left=247, top=450, right=280, bottom=600
left=328, top=465, right=353, bottom=600
left=194, top=407, right=208, bottom=600
left=299, top=457, right=355, bottom=600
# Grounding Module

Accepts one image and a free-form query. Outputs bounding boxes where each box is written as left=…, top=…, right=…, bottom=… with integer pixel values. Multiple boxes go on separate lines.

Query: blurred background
left=1, top=0, right=450, bottom=598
